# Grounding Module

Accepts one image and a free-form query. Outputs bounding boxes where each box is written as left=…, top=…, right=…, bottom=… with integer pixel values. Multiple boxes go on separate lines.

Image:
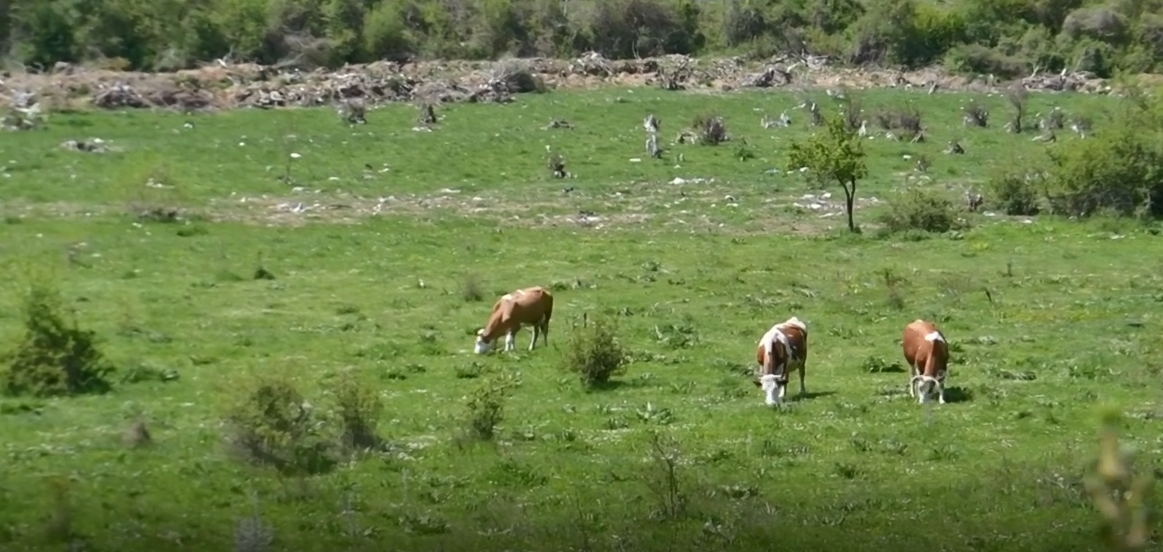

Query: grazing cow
left=474, top=287, right=554, bottom=354
left=753, top=317, right=809, bottom=406
left=902, top=319, right=950, bottom=404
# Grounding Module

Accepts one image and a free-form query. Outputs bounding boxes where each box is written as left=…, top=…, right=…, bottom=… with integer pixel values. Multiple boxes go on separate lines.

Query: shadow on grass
left=584, top=379, right=650, bottom=392
left=942, top=386, right=973, bottom=404
left=797, top=390, right=837, bottom=401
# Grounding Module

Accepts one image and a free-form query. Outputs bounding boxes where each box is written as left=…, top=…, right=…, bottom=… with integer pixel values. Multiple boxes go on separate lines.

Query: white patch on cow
left=501, top=289, right=526, bottom=304
left=924, top=331, right=944, bottom=342
left=759, top=374, right=781, bottom=406
left=474, top=330, right=491, bottom=355
left=759, top=324, right=791, bottom=352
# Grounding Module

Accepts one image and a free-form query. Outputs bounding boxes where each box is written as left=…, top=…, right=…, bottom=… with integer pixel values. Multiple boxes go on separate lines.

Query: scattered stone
left=60, top=138, right=112, bottom=153
left=542, top=118, right=574, bottom=130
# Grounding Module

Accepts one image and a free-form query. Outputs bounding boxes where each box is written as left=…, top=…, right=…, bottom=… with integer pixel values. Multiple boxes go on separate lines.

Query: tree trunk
left=842, top=179, right=856, bottom=232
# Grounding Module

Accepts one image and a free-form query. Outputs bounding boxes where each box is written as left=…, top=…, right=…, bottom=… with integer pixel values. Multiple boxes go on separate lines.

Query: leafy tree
left=786, top=112, right=868, bottom=232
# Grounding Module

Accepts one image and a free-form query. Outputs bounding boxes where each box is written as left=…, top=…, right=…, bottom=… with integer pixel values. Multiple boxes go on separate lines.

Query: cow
left=753, top=316, right=809, bottom=406
left=473, top=287, right=554, bottom=355
left=902, top=319, right=950, bottom=404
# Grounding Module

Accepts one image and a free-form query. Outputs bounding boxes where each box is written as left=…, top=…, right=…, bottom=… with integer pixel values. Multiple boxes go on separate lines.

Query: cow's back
left=505, top=287, right=552, bottom=323
left=778, top=324, right=808, bottom=364
left=902, top=319, right=941, bottom=363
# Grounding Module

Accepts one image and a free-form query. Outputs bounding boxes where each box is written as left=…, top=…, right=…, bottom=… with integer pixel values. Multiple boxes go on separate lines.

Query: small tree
left=3, top=283, right=114, bottom=397
left=787, top=113, right=869, bottom=232
left=561, top=316, right=627, bottom=389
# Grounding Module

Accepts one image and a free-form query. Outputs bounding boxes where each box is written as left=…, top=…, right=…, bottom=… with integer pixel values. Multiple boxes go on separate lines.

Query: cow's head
left=911, top=375, right=940, bottom=403
left=473, top=329, right=492, bottom=355
left=758, top=374, right=783, bottom=406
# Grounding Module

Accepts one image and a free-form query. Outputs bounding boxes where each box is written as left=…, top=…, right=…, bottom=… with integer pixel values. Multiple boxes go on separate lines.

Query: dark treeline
left=1, top=0, right=1162, bottom=76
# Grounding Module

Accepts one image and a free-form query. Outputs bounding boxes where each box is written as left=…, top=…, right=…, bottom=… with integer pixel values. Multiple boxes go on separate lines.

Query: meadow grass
left=0, top=86, right=1159, bottom=552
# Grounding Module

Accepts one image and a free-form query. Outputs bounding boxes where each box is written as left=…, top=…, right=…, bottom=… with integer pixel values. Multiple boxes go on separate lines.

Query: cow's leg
left=907, top=363, right=917, bottom=397
left=797, top=362, right=806, bottom=395
left=777, top=384, right=787, bottom=402
left=504, top=331, right=516, bottom=352
left=540, top=319, right=550, bottom=347
left=937, top=378, right=946, bottom=404
left=528, top=325, right=538, bottom=351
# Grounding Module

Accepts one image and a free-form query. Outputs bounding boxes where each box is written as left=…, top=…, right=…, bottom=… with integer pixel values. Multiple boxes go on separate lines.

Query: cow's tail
left=542, top=291, right=555, bottom=327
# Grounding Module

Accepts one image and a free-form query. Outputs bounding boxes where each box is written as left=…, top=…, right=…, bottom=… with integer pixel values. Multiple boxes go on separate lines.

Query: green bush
left=330, top=369, right=385, bottom=452
left=1042, top=90, right=1163, bottom=219
left=986, top=170, right=1043, bottom=216
left=877, top=189, right=963, bottom=234
left=223, top=375, right=339, bottom=475
left=462, top=374, right=518, bottom=440
left=943, top=43, right=1028, bottom=78
left=2, top=283, right=115, bottom=398
left=561, top=316, right=628, bottom=389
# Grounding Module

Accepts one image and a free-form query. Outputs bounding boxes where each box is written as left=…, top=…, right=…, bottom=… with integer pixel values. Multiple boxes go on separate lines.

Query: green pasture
left=0, top=87, right=1157, bottom=552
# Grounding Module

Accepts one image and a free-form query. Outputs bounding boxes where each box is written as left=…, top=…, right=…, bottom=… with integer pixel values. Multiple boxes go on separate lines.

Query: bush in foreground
left=461, top=373, right=518, bottom=441
left=2, top=283, right=114, bottom=398
left=331, top=368, right=385, bottom=453
left=223, top=375, right=339, bottom=476
left=562, top=315, right=628, bottom=389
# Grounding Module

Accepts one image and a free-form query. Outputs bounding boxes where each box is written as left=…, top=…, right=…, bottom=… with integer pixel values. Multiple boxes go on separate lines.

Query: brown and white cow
left=753, top=316, right=809, bottom=406
left=473, top=287, right=554, bottom=354
left=902, top=319, right=950, bottom=404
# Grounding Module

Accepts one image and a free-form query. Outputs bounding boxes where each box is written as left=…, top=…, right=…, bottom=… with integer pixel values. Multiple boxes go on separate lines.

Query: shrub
left=986, top=170, right=1043, bottom=216
left=561, top=315, right=628, bottom=388
left=874, top=104, right=924, bottom=139
left=1042, top=94, right=1163, bottom=218
left=693, top=113, right=729, bottom=145
left=2, top=283, right=114, bottom=398
left=462, top=373, right=518, bottom=441
left=878, top=189, right=962, bottom=234
left=461, top=274, right=485, bottom=302
left=330, top=369, right=385, bottom=453
left=223, top=376, right=338, bottom=476
left=943, top=44, right=1028, bottom=78
left=1060, top=7, right=1129, bottom=44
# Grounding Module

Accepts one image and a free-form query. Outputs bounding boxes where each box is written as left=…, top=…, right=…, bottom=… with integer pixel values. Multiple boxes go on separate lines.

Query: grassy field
left=0, top=86, right=1159, bottom=552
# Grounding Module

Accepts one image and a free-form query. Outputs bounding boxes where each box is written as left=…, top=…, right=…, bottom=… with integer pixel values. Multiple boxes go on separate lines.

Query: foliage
left=2, top=282, right=115, bottom=398
left=561, top=315, right=628, bottom=388
left=787, top=113, right=867, bottom=232
left=3, top=0, right=1163, bottom=73
left=330, top=368, right=385, bottom=452
left=877, top=188, right=963, bottom=234
left=1042, top=89, right=1163, bottom=218
left=1085, top=410, right=1154, bottom=552
left=223, top=375, right=339, bottom=476
left=462, top=373, right=518, bottom=441
left=986, top=169, right=1043, bottom=215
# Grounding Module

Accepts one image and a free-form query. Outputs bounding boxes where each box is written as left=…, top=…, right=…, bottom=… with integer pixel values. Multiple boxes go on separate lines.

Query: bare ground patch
left=1, top=180, right=1029, bottom=235
left=198, top=179, right=891, bottom=237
